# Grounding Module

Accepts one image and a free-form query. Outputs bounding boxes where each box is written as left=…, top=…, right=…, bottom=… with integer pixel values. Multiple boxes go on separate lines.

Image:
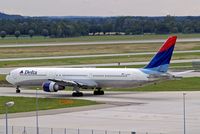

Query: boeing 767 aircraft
left=6, top=36, right=178, bottom=96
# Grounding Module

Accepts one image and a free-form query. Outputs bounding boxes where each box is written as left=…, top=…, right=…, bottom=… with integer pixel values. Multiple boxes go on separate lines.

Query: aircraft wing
left=48, top=79, right=98, bottom=89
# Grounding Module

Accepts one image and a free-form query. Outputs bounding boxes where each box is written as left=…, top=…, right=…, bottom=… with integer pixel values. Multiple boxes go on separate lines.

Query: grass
left=0, top=43, right=159, bottom=58
left=107, top=77, right=200, bottom=91
left=98, top=62, right=194, bottom=69
left=0, top=75, right=9, bottom=86
left=0, top=52, right=199, bottom=68
left=0, top=41, right=199, bottom=59
left=0, top=96, right=98, bottom=114
left=1, top=34, right=200, bottom=44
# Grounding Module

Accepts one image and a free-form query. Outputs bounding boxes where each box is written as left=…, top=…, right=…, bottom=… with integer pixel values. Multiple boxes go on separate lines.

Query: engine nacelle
left=42, top=81, right=65, bottom=92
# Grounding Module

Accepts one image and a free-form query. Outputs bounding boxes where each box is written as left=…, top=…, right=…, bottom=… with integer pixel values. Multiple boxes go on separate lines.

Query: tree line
left=1, top=15, right=200, bottom=38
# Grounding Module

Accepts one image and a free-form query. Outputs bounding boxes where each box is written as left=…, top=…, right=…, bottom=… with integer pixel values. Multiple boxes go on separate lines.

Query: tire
left=94, top=90, right=104, bottom=95
left=79, top=92, right=83, bottom=97
left=100, top=90, right=104, bottom=95
left=72, top=92, right=83, bottom=97
left=93, top=90, right=98, bottom=95
left=16, top=89, right=21, bottom=93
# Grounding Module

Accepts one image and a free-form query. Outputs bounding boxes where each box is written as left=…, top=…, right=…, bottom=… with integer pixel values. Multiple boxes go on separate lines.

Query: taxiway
left=0, top=87, right=200, bottom=134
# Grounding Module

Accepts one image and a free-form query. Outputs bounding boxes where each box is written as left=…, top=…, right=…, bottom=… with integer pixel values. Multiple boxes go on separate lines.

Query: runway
left=1, top=38, right=200, bottom=48
left=0, top=87, right=200, bottom=134
left=0, top=50, right=200, bottom=62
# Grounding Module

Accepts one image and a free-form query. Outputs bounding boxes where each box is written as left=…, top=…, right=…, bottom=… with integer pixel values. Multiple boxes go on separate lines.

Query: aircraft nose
left=6, top=74, right=13, bottom=84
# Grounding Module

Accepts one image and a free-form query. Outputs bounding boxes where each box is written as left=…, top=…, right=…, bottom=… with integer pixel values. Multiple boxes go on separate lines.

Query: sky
left=0, top=0, right=200, bottom=16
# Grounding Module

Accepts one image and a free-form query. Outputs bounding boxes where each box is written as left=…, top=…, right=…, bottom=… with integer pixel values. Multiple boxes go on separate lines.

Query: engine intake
left=42, top=81, right=65, bottom=92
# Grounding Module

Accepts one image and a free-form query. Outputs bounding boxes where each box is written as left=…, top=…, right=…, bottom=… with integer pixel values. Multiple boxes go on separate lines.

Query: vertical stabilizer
left=144, top=36, right=177, bottom=72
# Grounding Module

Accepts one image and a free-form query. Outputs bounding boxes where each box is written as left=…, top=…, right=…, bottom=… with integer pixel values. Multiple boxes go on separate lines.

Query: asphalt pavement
left=0, top=87, right=200, bottom=134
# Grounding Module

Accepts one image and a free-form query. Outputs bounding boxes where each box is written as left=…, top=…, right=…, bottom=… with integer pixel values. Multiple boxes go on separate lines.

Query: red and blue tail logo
left=144, top=36, right=177, bottom=72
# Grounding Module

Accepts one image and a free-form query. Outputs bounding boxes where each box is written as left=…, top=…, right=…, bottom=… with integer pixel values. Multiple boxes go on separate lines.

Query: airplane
left=6, top=36, right=178, bottom=97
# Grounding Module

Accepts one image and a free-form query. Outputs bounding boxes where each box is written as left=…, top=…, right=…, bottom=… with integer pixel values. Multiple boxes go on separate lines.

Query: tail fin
left=144, top=36, right=177, bottom=73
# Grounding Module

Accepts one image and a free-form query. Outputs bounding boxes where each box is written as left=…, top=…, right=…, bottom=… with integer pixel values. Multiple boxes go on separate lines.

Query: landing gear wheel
left=93, top=90, right=98, bottom=95
left=100, top=90, right=104, bottom=95
left=72, top=92, right=83, bottom=97
left=16, top=86, right=21, bottom=93
left=93, top=90, right=104, bottom=95
left=16, top=88, right=21, bottom=93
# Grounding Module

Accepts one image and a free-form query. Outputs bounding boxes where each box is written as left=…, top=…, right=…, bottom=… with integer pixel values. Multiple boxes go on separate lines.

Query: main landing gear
left=93, top=88, right=104, bottom=95
left=72, top=86, right=83, bottom=97
left=72, top=87, right=105, bottom=97
left=16, top=86, right=21, bottom=93
left=72, top=92, right=83, bottom=97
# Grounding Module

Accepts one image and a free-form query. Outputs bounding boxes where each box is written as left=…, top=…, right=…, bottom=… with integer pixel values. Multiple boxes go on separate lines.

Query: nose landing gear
left=16, top=86, right=21, bottom=93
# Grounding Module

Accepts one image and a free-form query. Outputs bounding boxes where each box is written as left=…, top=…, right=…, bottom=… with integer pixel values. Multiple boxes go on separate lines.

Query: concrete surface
left=0, top=87, right=200, bottom=134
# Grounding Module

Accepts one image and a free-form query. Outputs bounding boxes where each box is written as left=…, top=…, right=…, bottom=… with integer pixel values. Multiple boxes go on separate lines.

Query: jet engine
left=42, top=81, right=65, bottom=92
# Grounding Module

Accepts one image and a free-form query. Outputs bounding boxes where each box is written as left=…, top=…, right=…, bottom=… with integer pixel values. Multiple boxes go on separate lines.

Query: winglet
left=144, top=36, right=177, bottom=73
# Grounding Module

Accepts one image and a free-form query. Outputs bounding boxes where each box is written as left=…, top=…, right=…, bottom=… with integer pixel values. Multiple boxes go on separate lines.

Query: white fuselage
left=6, top=67, right=150, bottom=88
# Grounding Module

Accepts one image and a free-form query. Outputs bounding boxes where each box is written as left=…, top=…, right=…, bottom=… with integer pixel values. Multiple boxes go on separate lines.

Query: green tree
left=130, top=21, right=143, bottom=35
left=102, top=23, right=113, bottom=35
left=89, top=25, right=101, bottom=35
left=42, top=29, right=49, bottom=38
left=155, top=23, right=170, bottom=34
left=28, top=29, right=34, bottom=38
left=14, top=31, right=21, bottom=38
left=171, top=27, right=178, bottom=33
left=183, top=27, right=194, bottom=33
left=56, top=25, right=63, bottom=38
left=163, top=15, right=179, bottom=33
left=143, top=20, right=155, bottom=33
left=0, top=31, right=6, bottom=39
left=63, top=25, right=74, bottom=37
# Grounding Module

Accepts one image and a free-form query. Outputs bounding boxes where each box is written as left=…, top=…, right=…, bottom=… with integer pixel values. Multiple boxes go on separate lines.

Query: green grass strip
left=1, top=34, right=200, bottom=44
left=108, top=77, right=200, bottom=91
left=0, top=96, right=98, bottom=114
left=0, top=52, right=199, bottom=68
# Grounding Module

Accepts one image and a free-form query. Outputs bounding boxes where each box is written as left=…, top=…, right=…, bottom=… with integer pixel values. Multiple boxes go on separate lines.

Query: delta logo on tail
left=145, top=36, right=177, bottom=72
